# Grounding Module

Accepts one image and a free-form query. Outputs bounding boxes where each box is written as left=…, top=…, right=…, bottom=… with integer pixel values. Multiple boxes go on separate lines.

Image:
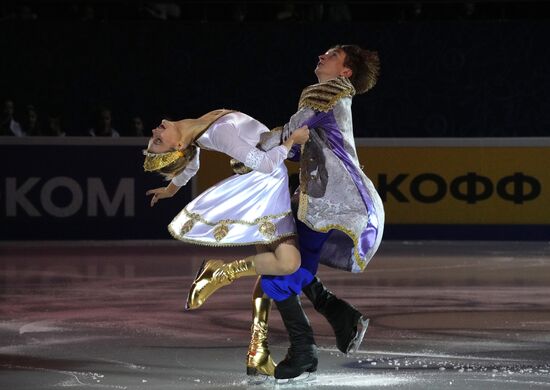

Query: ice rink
left=1, top=240, right=549, bottom=389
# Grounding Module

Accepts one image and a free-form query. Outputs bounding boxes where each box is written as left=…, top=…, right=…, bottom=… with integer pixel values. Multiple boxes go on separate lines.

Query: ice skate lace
left=216, top=260, right=249, bottom=283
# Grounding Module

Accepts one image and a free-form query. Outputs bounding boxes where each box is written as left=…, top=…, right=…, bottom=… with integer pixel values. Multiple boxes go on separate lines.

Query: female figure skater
left=144, top=109, right=309, bottom=315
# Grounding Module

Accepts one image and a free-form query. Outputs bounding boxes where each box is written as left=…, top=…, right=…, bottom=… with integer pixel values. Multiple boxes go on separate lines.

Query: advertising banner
left=356, top=139, right=550, bottom=239
left=357, top=145, right=549, bottom=224
left=0, top=138, right=193, bottom=240
left=2, top=137, right=548, bottom=240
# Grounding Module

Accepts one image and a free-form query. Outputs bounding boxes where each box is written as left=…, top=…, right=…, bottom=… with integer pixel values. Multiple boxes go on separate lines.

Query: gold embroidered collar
left=298, top=77, right=355, bottom=112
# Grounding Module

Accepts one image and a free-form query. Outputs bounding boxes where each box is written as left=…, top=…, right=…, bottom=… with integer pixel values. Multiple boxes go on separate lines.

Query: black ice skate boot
left=274, top=295, right=318, bottom=380
left=302, top=276, right=369, bottom=354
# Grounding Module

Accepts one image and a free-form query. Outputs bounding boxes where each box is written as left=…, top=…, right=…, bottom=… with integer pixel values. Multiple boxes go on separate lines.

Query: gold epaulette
left=298, top=77, right=356, bottom=112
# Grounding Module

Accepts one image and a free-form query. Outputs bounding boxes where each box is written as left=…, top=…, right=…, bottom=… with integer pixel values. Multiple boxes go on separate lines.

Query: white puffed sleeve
left=209, top=120, right=289, bottom=174
left=171, top=148, right=200, bottom=187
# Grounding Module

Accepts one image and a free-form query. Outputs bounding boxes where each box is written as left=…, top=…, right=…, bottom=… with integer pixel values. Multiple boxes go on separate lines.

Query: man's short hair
left=333, top=44, right=380, bottom=94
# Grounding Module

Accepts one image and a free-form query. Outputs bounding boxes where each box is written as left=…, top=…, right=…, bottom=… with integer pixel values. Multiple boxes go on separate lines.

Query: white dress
left=168, top=112, right=296, bottom=246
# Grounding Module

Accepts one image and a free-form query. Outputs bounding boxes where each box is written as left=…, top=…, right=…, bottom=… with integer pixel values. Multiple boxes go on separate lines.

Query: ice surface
left=1, top=241, right=549, bottom=389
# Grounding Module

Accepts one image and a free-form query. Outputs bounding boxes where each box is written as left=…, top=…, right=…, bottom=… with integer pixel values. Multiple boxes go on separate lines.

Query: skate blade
left=246, top=374, right=273, bottom=385
left=185, top=260, right=207, bottom=310
left=275, top=372, right=317, bottom=386
left=346, top=317, right=370, bottom=354
left=193, top=259, right=207, bottom=281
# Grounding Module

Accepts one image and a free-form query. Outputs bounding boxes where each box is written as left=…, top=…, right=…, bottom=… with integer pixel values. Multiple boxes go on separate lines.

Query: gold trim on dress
left=168, top=208, right=294, bottom=245
left=213, top=221, right=230, bottom=242
left=180, top=208, right=291, bottom=227
left=168, top=223, right=296, bottom=248
left=258, top=221, right=276, bottom=239
left=180, top=219, right=196, bottom=236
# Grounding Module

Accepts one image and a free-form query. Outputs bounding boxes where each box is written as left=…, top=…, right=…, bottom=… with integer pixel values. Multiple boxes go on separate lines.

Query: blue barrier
left=0, top=137, right=193, bottom=240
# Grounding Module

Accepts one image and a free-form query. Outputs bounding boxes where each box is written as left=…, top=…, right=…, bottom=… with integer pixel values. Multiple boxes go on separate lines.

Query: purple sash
left=302, top=112, right=379, bottom=260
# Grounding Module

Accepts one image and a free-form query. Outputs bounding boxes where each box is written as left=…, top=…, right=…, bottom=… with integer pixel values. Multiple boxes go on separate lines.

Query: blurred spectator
left=21, top=104, right=42, bottom=135
left=412, top=2, right=425, bottom=20
left=0, top=1, right=545, bottom=22
left=463, top=2, right=476, bottom=19
left=81, top=4, right=95, bottom=21
left=232, top=3, right=247, bottom=22
left=45, top=113, right=66, bottom=137
left=275, top=3, right=298, bottom=21
left=326, top=3, right=352, bottom=22
left=18, top=5, right=38, bottom=20
left=130, top=115, right=145, bottom=136
left=1, top=99, right=25, bottom=136
left=141, top=2, right=181, bottom=20
left=0, top=4, right=37, bottom=20
left=70, top=3, right=96, bottom=21
left=305, top=3, right=324, bottom=22
left=89, top=107, right=120, bottom=137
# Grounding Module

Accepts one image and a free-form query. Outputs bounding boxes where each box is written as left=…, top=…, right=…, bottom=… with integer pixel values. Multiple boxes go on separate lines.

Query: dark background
left=1, top=1, right=549, bottom=241
left=2, top=0, right=550, bottom=138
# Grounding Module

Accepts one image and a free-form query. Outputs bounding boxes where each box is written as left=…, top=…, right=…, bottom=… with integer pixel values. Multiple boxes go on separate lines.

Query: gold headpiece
left=143, top=149, right=184, bottom=172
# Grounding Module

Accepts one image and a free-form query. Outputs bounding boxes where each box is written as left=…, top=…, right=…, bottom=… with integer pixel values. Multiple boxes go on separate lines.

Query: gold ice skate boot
left=247, top=297, right=276, bottom=377
left=186, top=259, right=256, bottom=310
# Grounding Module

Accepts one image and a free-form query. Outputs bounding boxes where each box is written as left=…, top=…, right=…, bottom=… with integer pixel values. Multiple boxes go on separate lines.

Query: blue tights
left=261, top=220, right=331, bottom=301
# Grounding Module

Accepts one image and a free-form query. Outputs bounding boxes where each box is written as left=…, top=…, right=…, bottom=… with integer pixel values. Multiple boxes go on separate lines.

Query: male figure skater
left=250, top=44, right=385, bottom=380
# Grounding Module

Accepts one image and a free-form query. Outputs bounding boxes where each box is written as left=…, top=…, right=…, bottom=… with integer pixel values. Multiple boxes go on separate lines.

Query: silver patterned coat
left=260, top=76, right=385, bottom=272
